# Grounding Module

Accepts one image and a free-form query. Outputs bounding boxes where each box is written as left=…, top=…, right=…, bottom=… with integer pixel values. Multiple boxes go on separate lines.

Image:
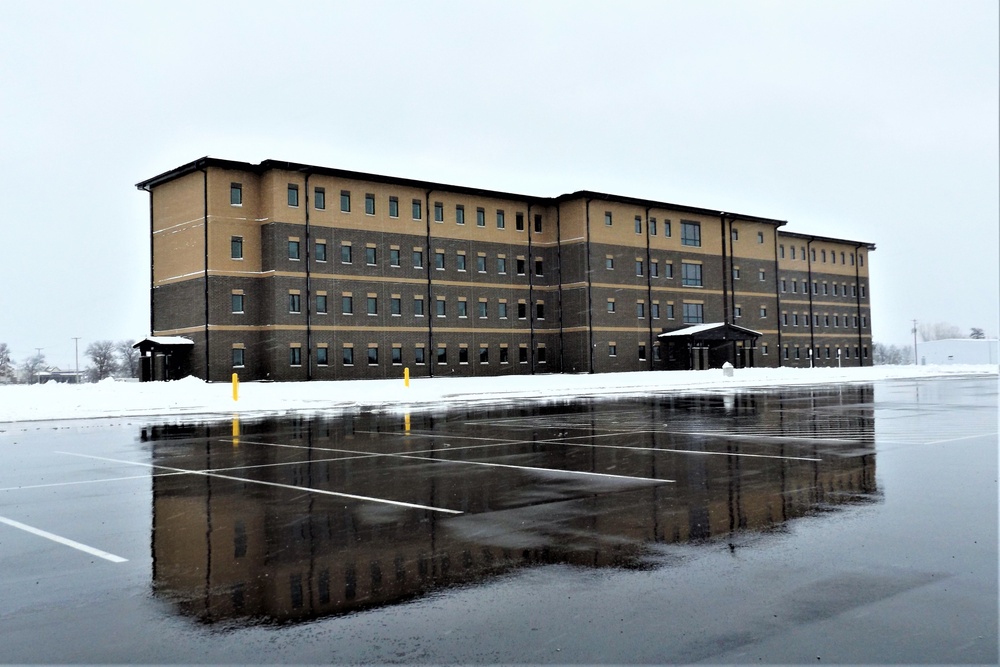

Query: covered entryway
left=657, top=323, right=761, bottom=371
left=133, top=337, right=193, bottom=381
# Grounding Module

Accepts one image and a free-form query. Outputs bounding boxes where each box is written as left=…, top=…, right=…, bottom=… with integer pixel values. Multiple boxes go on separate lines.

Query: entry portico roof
left=658, top=323, right=762, bottom=339
left=132, top=336, right=194, bottom=349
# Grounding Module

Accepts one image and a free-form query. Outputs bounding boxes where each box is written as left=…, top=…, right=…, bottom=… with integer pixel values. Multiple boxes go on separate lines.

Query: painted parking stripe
left=0, top=515, right=128, bottom=563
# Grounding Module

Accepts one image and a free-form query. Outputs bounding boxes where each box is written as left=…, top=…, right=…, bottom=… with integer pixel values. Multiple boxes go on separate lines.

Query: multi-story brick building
left=136, top=157, right=875, bottom=381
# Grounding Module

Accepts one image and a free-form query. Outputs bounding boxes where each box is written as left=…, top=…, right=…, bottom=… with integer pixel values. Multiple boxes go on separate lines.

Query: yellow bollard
left=404, top=367, right=410, bottom=388
left=404, top=412, right=411, bottom=435
left=232, top=415, right=240, bottom=447
left=232, top=372, right=239, bottom=401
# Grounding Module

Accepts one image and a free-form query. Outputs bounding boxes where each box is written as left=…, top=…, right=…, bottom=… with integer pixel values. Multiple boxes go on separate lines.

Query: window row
left=782, top=345, right=870, bottom=361
left=779, top=243, right=865, bottom=267
left=235, top=291, right=548, bottom=320
left=780, top=278, right=867, bottom=298
left=232, top=343, right=548, bottom=368
left=781, top=312, right=869, bottom=329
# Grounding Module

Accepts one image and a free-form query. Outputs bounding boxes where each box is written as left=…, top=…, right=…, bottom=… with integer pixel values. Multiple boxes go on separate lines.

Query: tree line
left=0, top=340, right=139, bottom=384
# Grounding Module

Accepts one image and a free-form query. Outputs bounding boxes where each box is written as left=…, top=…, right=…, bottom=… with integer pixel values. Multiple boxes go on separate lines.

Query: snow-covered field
left=0, top=365, right=995, bottom=424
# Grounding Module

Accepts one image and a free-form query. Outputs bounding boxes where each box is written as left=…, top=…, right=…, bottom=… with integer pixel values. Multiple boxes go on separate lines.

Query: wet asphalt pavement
left=0, top=375, right=996, bottom=664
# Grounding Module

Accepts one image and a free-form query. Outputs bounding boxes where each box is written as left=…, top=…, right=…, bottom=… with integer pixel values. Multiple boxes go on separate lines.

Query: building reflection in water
left=144, top=385, right=877, bottom=625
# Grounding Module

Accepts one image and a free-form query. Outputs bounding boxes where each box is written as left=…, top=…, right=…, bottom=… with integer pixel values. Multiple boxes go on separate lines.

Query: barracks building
left=135, top=157, right=874, bottom=382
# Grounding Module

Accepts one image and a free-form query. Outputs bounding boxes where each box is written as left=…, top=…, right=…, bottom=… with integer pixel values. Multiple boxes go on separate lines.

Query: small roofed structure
left=658, top=323, right=761, bottom=371
left=133, top=336, right=194, bottom=381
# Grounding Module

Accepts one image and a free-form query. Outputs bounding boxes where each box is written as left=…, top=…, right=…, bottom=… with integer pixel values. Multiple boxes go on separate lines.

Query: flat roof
left=779, top=229, right=876, bottom=250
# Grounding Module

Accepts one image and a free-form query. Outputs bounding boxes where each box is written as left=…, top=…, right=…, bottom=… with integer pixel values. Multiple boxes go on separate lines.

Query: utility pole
left=912, top=319, right=918, bottom=365
left=33, top=347, right=43, bottom=385
left=72, top=337, right=81, bottom=383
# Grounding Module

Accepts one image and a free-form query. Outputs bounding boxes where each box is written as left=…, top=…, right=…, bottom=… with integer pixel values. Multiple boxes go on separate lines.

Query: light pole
left=72, top=337, right=81, bottom=383
left=912, top=319, right=918, bottom=365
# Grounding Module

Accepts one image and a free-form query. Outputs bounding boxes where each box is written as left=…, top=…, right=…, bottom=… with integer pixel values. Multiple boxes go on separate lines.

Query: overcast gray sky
left=2, top=0, right=997, bottom=370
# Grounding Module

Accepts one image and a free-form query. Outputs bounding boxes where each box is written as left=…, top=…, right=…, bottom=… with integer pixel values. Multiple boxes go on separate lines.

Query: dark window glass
left=230, top=183, right=242, bottom=206
left=496, top=210, right=505, bottom=229
left=366, top=247, right=376, bottom=265
left=317, top=347, right=328, bottom=365
left=682, top=263, right=702, bottom=286
left=341, top=245, right=352, bottom=263
left=434, top=202, right=444, bottom=222
left=516, top=213, right=524, bottom=231
left=412, top=199, right=422, bottom=220
left=315, top=242, right=326, bottom=262
left=288, top=240, right=300, bottom=260
left=681, top=221, right=701, bottom=246
left=414, top=347, right=425, bottom=364
left=314, top=187, right=325, bottom=210
left=289, top=293, right=301, bottom=313
left=412, top=249, right=423, bottom=268
left=367, top=297, right=377, bottom=315
left=287, top=185, right=299, bottom=207
left=289, top=347, right=302, bottom=365
left=365, top=194, right=375, bottom=215
left=231, top=293, right=244, bottom=313
left=390, top=248, right=400, bottom=266
left=391, top=347, right=402, bottom=364
left=389, top=197, right=399, bottom=217
left=456, top=205, right=465, bottom=225
left=414, top=298, right=424, bottom=316
left=316, top=295, right=327, bottom=313
left=341, top=191, right=351, bottom=212
left=368, top=347, right=378, bottom=365
left=343, top=347, right=354, bottom=365
left=231, top=236, right=243, bottom=259
left=683, top=303, right=704, bottom=324
left=342, top=296, right=353, bottom=314
left=232, top=348, right=244, bottom=367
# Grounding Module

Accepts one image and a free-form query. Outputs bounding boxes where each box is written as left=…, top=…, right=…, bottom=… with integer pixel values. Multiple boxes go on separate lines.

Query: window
left=792, top=313, right=799, bottom=326
left=789, top=246, right=795, bottom=260
left=761, top=344, right=768, bottom=356
left=477, top=300, right=487, bottom=318
left=456, top=205, right=465, bottom=225
left=604, top=212, right=613, bottom=226
left=341, top=244, right=352, bottom=263
left=367, top=296, right=378, bottom=315
left=635, top=216, right=642, bottom=234
left=652, top=303, right=660, bottom=319
left=650, top=218, right=657, bottom=236
left=497, top=256, right=507, bottom=274
left=500, top=346, right=509, bottom=364
left=435, top=251, right=445, bottom=270
left=781, top=279, right=787, bottom=292
left=342, top=295, right=353, bottom=314
left=477, top=254, right=486, bottom=272
left=315, top=241, right=327, bottom=262
left=391, top=347, right=402, bottom=365
left=535, top=259, right=543, bottom=276
left=605, top=257, right=614, bottom=270
left=288, top=240, right=300, bottom=260
left=412, top=249, right=423, bottom=268
left=783, top=347, right=790, bottom=360
left=758, top=269, right=766, bottom=281
left=231, top=293, right=244, bottom=314
left=683, top=303, right=704, bottom=324
left=390, top=297, right=401, bottom=316
left=608, top=344, right=617, bottom=357
left=682, top=262, right=702, bottom=287
left=316, top=294, right=328, bottom=314
left=498, top=301, right=508, bottom=319
left=681, top=221, right=701, bottom=246
left=783, top=313, right=789, bottom=326
left=314, top=187, right=325, bottom=210
left=653, top=344, right=662, bottom=361
left=666, top=304, right=675, bottom=319
left=389, top=196, right=399, bottom=218
left=779, top=245, right=785, bottom=259
left=436, top=298, right=446, bottom=317
left=413, top=296, right=424, bottom=316
left=635, top=260, right=644, bottom=276
left=607, top=299, right=615, bottom=313
left=732, top=267, right=741, bottom=280
left=812, top=282, right=818, bottom=294
left=341, top=191, right=351, bottom=212
left=664, top=262, right=673, bottom=278
left=287, top=184, right=299, bottom=207
left=794, top=347, right=801, bottom=360
left=231, top=236, right=243, bottom=259
left=731, top=228, right=739, bottom=241
left=458, top=300, right=468, bottom=318
left=365, top=193, right=375, bottom=215
left=476, top=207, right=485, bottom=227
left=859, top=254, right=864, bottom=267
left=289, top=293, right=301, bottom=313
left=365, top=246, right=376, bottom=265
left=414, top=347, right=425, bottom=364
left=232, top=347, right=245, bottom=367
left=832, top=283, right=838, bottom=296
left=664, top=220, right=671, bottom=237
left=412, top=199, right=422, bottom=220
left=811, top=248, right=817, bottom=262
left=343, top=346, right=354, bottom=366
left=496, top=210, right=505, bottom=229
left=517, top=301, right=527, bottom=319
left=390, top=248, right=400, bottom=267
left=636, top=302, right=645, bottom=319
left=437, top=346, right=447, bottom=365
left=860, top=285, right=866, bottom=298
left=480, top=346, right=489, bottom=364
left=516, top=213, right=524, bottom=231
left=368, top=347, right=378, bottom=365
left=230, top=183, right=242, bottom=206
left=317, top=347, right=328, bottom=366
left=289, top=346, right=302, bottom=366
left=516, top=258, right=525, bottom=275
left=536, top=302, right=545, bottom=319
left=851, top=284, right=857, bottom=297
left=651, top=260, right=659, bottom=278
left=459, top=347, right=469, bottom=364
left=434, top=202, right=443, bottom=222
left=638, top=344, right=646, bottom=361
left=534, top=214, right=542, bottom=233
left=757, top=231, right=764, bottom=243
left=734, top=306, right=742, bottom=318
left=791, top=281, right=797, bottom=293
left=519, top=346, right=529, bottom=364
left=823, top=283, right=829, bottom=295
left=759, top=306, right=767, bottom=318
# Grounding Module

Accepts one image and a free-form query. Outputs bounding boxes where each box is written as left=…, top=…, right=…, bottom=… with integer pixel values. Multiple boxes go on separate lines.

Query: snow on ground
left=0, top=365, right=995, bottom=424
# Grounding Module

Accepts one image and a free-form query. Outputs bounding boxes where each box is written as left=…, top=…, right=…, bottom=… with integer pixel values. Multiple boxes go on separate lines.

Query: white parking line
left=57, top=452, right=463, bottom=515
left=0, top=515, right=128, bottom=563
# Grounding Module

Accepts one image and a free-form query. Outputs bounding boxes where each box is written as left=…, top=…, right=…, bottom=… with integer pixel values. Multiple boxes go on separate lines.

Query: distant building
left=136, top=157, right=875, bottom=381
left=36, top=368, right=85, bottom=384
left=919, top=339, right=999, bottom=365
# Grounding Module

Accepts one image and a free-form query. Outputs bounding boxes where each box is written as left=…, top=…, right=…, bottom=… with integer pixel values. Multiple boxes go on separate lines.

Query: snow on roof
left=658, top=322, right=762, bottom=338
left=134, top=336, right=194, bottom=347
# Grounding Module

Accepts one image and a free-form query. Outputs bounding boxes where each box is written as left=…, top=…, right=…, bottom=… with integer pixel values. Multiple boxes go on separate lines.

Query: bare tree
left=970, top=328, right=985, bottom=339
left=116, top=340, right=139, bottom=378
left=86, top=340, right=119, bottom=382
left=918, top=322, right=963, bottom=341
left=19, top=352, right=46, bottom=384
left=0, top=343, right=15, bottom=383
left=872, top=342, right=913, bottom=365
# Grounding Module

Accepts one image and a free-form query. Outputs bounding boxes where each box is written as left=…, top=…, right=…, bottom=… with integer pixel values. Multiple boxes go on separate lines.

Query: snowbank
left=0, top=364, right=994, bottom=424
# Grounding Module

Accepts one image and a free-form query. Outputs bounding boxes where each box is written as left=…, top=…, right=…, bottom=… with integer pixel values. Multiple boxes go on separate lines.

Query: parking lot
left=0, top=376, right=996, bottom=663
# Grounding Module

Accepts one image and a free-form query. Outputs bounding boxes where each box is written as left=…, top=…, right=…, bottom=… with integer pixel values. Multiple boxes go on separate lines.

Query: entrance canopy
left=133, top=336, right=193, bottom=381
left=657, top=323, right=761, bottom=370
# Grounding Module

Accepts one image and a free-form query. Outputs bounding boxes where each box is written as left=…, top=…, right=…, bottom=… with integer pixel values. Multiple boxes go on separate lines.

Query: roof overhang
left=658, top=322, right=761, bottom=341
